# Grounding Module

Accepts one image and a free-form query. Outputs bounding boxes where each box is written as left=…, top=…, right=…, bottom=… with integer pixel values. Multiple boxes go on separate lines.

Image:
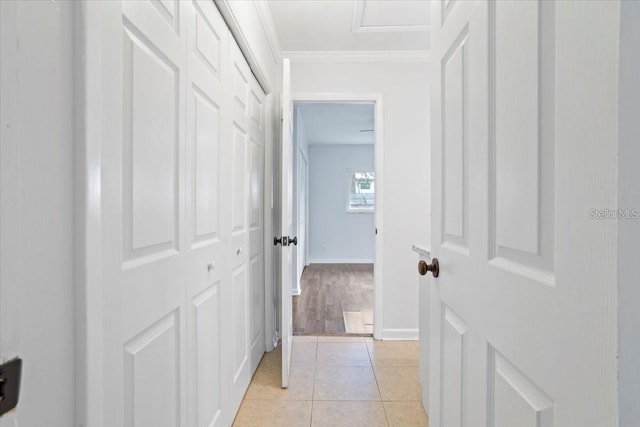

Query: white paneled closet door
left=95, top=1, right=266, bottom=426
left=185, top=2, right=229, bottom=427
left=101, top=1, right=189, bottom=426
left=225, top=28, right=268, bottom=409
left=227, top=38, right=252, bottom=410
left=247, top=68, right=266, bottom=377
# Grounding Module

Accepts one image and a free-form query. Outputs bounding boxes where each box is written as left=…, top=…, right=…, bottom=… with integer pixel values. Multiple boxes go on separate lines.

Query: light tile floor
left=233, top=336, right=429, bottom=427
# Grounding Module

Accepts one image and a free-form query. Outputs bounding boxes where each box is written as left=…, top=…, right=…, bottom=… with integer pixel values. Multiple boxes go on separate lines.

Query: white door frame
left=263, top=94, right=277, bottom=351
left=300, top=147, right=309, bottom=271
left=293, top=144, right=309, bottom=295
left=291, top=92, right=384, bottom=339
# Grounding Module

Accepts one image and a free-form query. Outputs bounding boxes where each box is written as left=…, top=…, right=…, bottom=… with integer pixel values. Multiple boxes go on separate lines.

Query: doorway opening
left=289, top=95, right=384, bottom=338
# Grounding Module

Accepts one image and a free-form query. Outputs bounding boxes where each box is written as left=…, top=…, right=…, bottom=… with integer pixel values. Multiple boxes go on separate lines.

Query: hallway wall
left=308, top=144, right=375, bottom=263
left=291, top=61, right=430, bottom=337
left=0, top=1, right=76, bottom=425
left=618, top=1, right=640, bottom=423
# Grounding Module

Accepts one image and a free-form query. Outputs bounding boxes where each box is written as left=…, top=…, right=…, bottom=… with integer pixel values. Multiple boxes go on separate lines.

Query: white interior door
left=227, top=31, right=256, bottom=409
left=185, top=2, right=229, bottom=426
left=246, top=53, right=267, bottom=377
left=280, top=58, right=294, bottom=388
left=102, top=2, right=189, bottom=426
left=429, top=1, right=619, bottom=426
left=95, top=1, right=265, bottom=425
left=99, top=2, right=195, bottom=425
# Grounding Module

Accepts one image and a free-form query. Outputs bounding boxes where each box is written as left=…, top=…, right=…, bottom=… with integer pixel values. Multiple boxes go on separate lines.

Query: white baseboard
left=309, top=258, right=375, bottom=264
left=267, top=332, right=278, bottom=352
left=292, top=276, right=302, bottom=296
left=382, top=328, right=419, bottom=340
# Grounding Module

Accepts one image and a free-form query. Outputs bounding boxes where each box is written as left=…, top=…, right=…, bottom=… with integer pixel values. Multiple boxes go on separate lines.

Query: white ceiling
left=267, top=0, right=430, bottom=52
left=296, top=103, right=375, bottom=145
left=356, top=0, right=430, bottom=31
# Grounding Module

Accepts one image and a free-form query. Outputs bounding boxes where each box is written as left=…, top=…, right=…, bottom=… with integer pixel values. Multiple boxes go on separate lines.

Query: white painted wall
left=618, top=2, right=640, bottom=425
left=292, top=108, right=309, bottom=294
left=0, top=1, right=76, bottom=425
left=308, top=145, right=375, bottom=263
left=291, top=61, right=430, bottom=336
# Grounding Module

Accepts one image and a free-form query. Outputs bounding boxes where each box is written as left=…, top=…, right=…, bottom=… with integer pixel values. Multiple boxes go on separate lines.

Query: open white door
left=428, top=1, right=619, bottom=426
left=279, top=58, right=294, bottom=388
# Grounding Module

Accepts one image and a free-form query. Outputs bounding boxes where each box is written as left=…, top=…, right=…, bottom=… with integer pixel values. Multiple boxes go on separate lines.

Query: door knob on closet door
left=418, top=259, right=439, bottom=278
left=207, top=261, right=215, bottom=272
left=289, top=236, right=297, bottom=246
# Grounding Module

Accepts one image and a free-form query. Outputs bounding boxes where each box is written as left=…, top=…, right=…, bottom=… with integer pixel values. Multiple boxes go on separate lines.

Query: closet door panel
left=226, top=35, right=253, bottom=413
left=97, top=2, right=267, bottom=426
left=248, top=80, right=266, bottom=373
left=100, top=2, right=188, bottom=426
left=185, top=2, right=229, bottom=427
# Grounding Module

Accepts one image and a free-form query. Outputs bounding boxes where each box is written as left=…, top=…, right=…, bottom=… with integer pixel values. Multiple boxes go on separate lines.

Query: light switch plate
left=0, top=358, right=22, bottom=417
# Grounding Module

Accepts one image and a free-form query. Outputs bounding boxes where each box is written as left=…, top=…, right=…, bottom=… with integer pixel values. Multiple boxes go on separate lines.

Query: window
left=347, top=171, right=375, bottom=213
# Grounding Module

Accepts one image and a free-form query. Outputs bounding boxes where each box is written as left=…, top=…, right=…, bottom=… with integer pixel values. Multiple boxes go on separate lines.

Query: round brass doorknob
left=418, top=258, right=439, bottom=278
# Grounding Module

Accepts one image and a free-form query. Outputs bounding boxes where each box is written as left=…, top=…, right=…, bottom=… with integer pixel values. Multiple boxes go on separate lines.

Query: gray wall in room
left=308, top=144, right=375, bottom=262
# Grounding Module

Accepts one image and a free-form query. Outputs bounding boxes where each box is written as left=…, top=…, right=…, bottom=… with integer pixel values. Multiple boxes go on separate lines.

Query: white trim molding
left=214, top=0, right=273, bottom=93
left=382, top=329, right=419, bottom=340
left=309, top=141, right=374, bottom=146
left=253, top=0, right=282, bottom=64
left=74, top=2, right=107, bottom=425
left=352, top=0, right=430, bottom=34
left=309, top=259, right=375, bottom=264
left=283, top=50, right=430, bottom=64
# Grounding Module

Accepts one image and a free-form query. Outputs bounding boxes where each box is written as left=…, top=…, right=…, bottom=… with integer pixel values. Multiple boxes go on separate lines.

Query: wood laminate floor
left=292, top=263, right=374, bottom=335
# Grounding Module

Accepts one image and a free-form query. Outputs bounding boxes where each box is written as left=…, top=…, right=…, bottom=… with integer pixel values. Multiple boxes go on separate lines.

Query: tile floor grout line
left=236, top=339, right=425, bottom=425
left=371, top=348, right=391, bottom=427
left=380, top=401, right=391, bottom=427
left=309, top=338, right=319, bottom=426
left=366, top=339, right=391, bottom=425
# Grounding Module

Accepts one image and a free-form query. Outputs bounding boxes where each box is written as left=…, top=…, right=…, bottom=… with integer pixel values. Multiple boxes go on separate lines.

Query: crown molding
left=253, top=0, right=283, bottom=64
left=214, top=0, right=272, bottom=93
left=283, top=50, right=431, bottom=63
